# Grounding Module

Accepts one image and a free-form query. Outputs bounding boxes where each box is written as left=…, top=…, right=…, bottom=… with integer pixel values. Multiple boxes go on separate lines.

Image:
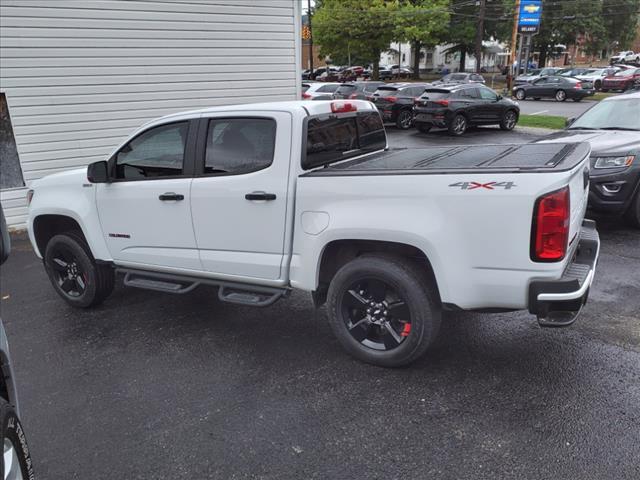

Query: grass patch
left=591, top=92, right=617, bottom=101
left=518, top=114, right=566, bottom=130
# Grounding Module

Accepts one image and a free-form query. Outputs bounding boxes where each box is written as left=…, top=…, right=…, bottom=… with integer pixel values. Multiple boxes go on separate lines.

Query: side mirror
left=565, top=117, right=576, bottom=127
left=87, top=160, right=110, bottom=183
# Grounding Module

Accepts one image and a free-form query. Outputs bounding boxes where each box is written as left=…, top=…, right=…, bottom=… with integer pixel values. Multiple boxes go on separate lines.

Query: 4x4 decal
left=449, top=181, right=516, bottom=190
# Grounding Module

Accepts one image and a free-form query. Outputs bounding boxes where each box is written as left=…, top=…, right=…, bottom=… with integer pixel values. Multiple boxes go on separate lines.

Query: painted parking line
left=530, top=110, right=549, bottom=115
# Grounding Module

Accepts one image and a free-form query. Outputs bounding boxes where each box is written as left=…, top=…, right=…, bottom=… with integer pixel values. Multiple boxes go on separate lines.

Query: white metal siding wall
left=0, top=0, right=301, bottom=227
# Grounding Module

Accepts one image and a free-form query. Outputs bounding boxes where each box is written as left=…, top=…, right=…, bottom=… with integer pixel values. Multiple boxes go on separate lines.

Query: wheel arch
left=311, top=239, right=441, bottom=307
left=32, top=214, right=90, bottom=259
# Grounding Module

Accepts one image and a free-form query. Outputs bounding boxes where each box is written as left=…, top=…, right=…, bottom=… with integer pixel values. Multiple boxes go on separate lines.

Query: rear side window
left=376, top=88, right=399, bottom=97
left=205, top=118, right=276, bottom=175
left=421, top=90, right=449, bottom=99
left=336, top=85, right=357, bottom=94
left=304, top=111, right=385, bottom=170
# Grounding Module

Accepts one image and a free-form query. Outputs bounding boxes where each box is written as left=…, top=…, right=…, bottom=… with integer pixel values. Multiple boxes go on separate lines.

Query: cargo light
left=531, top=186, right=570, bottom=262
left=331, top=101, right=358, bottom=113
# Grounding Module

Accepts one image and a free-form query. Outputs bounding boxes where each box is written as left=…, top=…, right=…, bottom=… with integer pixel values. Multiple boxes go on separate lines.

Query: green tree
left=313, top=0, right=398, bottom=79
left=393, top=0, right=450, bottom=78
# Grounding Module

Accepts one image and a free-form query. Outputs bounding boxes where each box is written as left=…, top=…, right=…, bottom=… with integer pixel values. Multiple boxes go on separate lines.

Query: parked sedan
left=370, top=83, right=429, bottom=129
left=601, top=67, right=640, bottom=92
left=302, top=82, right=341, bottom=100
left=576, top=67, right=620, bottom=90
left=513, top=76, right=595, bottom=102
left=433, top=72, right=485, bottom=85
left=514, top=67, right=563, bottom=86
left=537, top=92, right=640, bottom=227
left=332, top=81, right=385, bottom=100
left=413, top=84, right=519, bottom=136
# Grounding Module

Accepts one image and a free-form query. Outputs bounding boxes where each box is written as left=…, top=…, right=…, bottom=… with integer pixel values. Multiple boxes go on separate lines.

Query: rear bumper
left=528, top=219, right=600, bottom=327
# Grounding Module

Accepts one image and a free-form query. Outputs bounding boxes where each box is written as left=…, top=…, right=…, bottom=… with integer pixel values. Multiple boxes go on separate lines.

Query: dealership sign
left=518, top=0, right=542, bottom=33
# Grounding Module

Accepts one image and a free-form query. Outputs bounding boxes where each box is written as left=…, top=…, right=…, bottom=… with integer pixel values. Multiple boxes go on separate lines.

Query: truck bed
left=304, top=142, right=590, bottom=176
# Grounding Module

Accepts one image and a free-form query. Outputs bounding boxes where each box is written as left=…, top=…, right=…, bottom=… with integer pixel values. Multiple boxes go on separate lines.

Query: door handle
left=245, top=191, right=276, bottom=201
left=159, top=192, right=184, bottom=201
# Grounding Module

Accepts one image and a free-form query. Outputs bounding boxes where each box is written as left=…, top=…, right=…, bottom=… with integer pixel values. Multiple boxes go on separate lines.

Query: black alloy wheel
left=396, top=109, right=413, bottom=129
left=448, top=114, right=467, bottom=136
left=48, top=243, right=88, bottom=298
left=500, top=110, right=518, bottom=131
left=341, top=278, right=412, bottom=351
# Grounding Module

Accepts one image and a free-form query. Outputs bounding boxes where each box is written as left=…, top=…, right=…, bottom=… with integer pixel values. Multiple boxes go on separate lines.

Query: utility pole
left=475, top=0, right=486, bottom=73
left=507, top=0, right=521, bottom=90
left=307, top=0, right=313, bottom=76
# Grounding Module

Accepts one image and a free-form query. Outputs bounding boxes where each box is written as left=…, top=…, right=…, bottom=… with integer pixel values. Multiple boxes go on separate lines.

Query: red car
left=601, top=68, right=640, bottom=92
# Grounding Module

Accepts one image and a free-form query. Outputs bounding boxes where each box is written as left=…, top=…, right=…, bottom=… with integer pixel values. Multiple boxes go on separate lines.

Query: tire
left=326, top=254, right=441, bottom=368
left=555, top=90, right=567, bottom=102
left=595, top=80, right=602, bottom=91
left=447, top=114, right=467, bottom=136
left=44, top=232, right=115, bottom=308
left=395, top=109, right=413, bottom=130
left=601, top=88, right=609, bottom=93
left=624, top=190, right=640, bottom=228
left=1, top=399, right=34, bottom=480
left=415, top=122, right=432, bottom=134
left=514, top=89, right=526, bottom=100
left=500, top=109, right=518, bottom=131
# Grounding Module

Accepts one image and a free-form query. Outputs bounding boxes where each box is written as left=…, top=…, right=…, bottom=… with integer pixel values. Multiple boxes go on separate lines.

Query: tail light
left=531, top=187, right=570, bottom=262
left=302, top=92, right=311, bottom=99
left=349, top=93, right=359, bottom=99
left=26, top=189, right=35, bottom=206
left=385, top=96, right=397, bottom=103
left=574, top=82, right=582, bottom=89
left=433, top=99, right=450, bottom=107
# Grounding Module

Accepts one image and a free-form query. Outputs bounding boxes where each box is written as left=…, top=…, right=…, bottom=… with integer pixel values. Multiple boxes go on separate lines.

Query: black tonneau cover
left=304, top=142, right=590, bottom=176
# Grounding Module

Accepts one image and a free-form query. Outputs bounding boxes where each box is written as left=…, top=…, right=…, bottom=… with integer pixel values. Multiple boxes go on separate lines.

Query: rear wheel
left=326, top=255, right=441, bottom=367
left=514, top=89, right=526, bottom=100
left=1, top=399, right=34, bottom=480
left=555, top=90, right=567, bottom=102
left=395, top=109, right=413, bottom=130
left=595, top=80, right=602, bottom=90
left=415, top=122, right=432, bottom=134
left=500, top=110, right=518, bottom=131
left=44, top=232, right=115, bottom=308
left=448, top=114, right=467, bottom=136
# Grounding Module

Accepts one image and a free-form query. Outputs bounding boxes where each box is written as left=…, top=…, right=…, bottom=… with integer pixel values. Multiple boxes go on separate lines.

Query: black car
left=513, top=75, right=595, bottom=102
left=370, top=83, right=429, bottom=129
left=1, top=206, right=35, bottom=479
left=333, top=81, right=386, bottom=101
left=432, top=72, right=485, bottom=85
left=537, top=91, right=640, bottom=227
left=413, top=84, right=519, bottom=136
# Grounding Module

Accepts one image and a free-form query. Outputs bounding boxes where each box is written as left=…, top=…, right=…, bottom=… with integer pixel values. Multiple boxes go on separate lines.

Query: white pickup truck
left=27, top=100, right=600, bottom=367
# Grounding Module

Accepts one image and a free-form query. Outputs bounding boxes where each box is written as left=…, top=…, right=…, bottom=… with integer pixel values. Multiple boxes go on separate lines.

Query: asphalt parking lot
left=1, top=128, right=639, bottom=479
left=516, top=97, right=597, bottom=117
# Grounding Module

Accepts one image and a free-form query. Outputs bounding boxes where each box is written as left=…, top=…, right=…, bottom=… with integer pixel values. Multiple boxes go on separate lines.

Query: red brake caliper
left=401, top=323, right=411, bottom=337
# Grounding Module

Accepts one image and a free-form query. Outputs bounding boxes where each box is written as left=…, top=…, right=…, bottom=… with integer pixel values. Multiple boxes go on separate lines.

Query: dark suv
left=333, top=81, right=385, bottom=101
left=370, top=83, right=429, bottom=129
left=413, top=84, right=520, bottom=136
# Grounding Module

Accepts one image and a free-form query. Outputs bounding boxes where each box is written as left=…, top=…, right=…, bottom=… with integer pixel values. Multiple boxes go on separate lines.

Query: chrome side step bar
left=118, top=268, right=289, bottom=307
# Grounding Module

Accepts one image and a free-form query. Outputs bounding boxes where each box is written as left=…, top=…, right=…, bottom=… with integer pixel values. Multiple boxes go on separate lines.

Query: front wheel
left=448, top=114, right=467, bottom=136
left=595, top=80, right=602, bottom=90
left=1, top=399, right=35, bottom=480
left=326, top=255, right=441, bottom=367
left=500, top=110, right=518, bottom=131
left=44, top=232, right=115, bottom=308
left=514, top=89, right=526, bottom=100
left=395, top=109, right=413, bottom=130
left=555, top=90, right=567, bottom=102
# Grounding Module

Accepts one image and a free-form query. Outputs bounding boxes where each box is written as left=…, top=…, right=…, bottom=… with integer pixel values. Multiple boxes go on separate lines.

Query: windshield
left=570, top=98, right=640, bottom=130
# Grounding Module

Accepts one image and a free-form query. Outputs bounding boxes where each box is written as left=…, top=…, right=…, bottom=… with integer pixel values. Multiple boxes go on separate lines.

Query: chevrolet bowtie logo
left=524, top=4, right=541, bottom=13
